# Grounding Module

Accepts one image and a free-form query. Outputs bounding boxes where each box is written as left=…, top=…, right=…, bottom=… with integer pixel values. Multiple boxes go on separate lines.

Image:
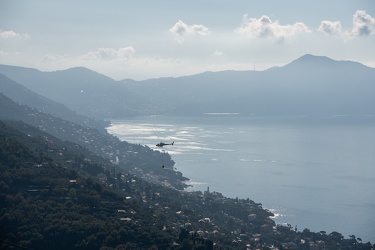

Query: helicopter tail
left=172, top=142, right=174, bottom=146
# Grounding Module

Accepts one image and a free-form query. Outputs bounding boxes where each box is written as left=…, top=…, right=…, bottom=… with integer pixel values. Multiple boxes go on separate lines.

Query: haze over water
left=107, top=114, right=375, bottom=243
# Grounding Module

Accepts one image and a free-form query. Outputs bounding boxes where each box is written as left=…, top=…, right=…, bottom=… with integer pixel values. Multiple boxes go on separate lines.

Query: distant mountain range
left=1, top=54, right=374, bottom=119
left=123, top=54, right=375, bottom=116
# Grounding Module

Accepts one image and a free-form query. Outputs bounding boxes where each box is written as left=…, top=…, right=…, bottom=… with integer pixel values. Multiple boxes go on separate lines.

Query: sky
left=1, top=0, right=375, bottom=80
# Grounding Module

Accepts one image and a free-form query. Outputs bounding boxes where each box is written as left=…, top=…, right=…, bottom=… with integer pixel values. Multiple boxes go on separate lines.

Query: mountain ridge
left=1, top=54, right=374, bottom=118
left=0, top=64, right=145, bottom=119
left=0, top=54, right=373, bottom=82
left=0, top=73, right=107, bottom=130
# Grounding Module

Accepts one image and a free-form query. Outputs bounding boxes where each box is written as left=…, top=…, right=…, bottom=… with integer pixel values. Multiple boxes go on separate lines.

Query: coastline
left=107, top=115, right=375, bottom=243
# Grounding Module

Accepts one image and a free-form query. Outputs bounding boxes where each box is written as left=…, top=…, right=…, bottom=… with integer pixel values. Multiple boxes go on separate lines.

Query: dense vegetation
left=0, top=123, right=172, bottom=249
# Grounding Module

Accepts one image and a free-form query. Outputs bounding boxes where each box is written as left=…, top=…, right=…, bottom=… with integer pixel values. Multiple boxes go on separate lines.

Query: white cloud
left=0, top=29, right=30, bottom=39
left=169, top=20, right=210, bottom=43
left=0, top=30, right=17, bottom=38
left=38, top=48, right=137, bottom=78
left=318, top=11, right=375, bottom=39
left=41, top=54, right=70, bottom=63
left=212, top=50, right=224, bottom=56
left=348, top=10, right=375, bottom=37
left=81, top=47, right=136, bottom=60
left=318, top=20, right=342, bottom=36
left=235, top=14, right=310, bottom=42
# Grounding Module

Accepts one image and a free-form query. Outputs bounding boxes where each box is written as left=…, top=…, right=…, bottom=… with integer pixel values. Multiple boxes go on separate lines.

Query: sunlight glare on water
left=107, top=114, right=375, bottom=242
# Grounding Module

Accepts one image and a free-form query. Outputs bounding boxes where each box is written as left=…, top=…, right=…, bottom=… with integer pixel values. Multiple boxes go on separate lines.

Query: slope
left=0, top=73, right=107, bottom=130
left=0, top=120, right=176, bottom=249
left=0, top=65, right=149, bottom=119
left=0, top=93, right=188, bottom=190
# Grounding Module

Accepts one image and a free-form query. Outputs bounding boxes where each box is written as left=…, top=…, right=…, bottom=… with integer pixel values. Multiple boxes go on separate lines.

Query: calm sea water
left=107, top=114, right=375, bottom=242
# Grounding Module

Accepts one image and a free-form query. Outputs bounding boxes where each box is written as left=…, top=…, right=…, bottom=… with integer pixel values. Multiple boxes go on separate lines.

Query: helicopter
left=156, top=141, right=174, bottom=147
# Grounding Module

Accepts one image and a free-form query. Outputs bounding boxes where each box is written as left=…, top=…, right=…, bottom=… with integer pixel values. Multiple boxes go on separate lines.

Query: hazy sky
left=1, top=0, right=374, bottom=80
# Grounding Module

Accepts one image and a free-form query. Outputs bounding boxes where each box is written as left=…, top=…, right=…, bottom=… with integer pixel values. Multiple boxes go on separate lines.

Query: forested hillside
left=0, top=120, right=175, bottom=249
left=0, top=93, right=187, bottom=190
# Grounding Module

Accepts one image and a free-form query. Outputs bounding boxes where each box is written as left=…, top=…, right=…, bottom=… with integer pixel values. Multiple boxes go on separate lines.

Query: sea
left=107, top=114, right=375, bottom=243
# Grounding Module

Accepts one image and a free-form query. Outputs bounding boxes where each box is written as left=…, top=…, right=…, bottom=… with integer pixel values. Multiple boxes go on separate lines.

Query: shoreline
left=107, top=116, right=375, bottom=243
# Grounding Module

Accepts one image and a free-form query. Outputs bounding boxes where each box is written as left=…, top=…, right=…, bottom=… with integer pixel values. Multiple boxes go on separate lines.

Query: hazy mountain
left=123, top=54, right=375, bottom=116
left=1, top=54, right=374, bottom=118
left=0, top=73, right=107, bottom=130
left=0, top=66, right=150, bottom=119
